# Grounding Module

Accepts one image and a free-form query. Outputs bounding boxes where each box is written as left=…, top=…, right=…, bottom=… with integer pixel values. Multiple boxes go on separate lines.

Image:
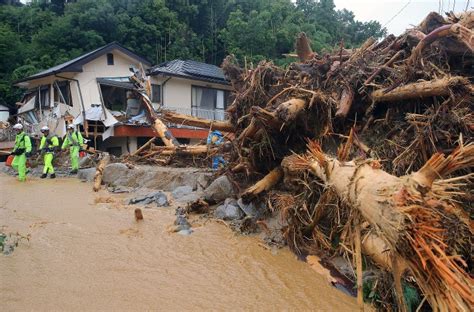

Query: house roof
left=148, top=60, right=229, bottom=85
left=15, top=42, right=152, bottom=84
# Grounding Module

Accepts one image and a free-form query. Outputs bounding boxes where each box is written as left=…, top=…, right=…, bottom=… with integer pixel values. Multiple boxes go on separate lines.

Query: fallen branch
left=241, top=167, right=283, bottom=203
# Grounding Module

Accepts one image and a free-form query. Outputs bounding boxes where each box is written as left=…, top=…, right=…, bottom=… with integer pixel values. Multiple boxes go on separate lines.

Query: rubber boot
left=40, top=173, right=47, bottom=179
left=50, top=173, right=56, bottom=179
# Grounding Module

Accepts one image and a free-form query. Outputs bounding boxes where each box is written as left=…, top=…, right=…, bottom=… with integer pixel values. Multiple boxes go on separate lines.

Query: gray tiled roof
left=149, top=60, right=229, bottom=85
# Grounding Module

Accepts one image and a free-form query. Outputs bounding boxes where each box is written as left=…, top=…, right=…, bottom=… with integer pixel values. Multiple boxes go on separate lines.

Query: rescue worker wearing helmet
left=39, top=126, right=59, bottom=179
left=61, top=124, right=83, bottom=174
left=207, top=130, right=226, bottom=170
left=10, top=123, right=32, bottom=182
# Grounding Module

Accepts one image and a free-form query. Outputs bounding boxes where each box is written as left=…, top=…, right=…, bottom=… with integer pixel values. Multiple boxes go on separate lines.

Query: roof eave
left=149, top=71, right=230, bottom=86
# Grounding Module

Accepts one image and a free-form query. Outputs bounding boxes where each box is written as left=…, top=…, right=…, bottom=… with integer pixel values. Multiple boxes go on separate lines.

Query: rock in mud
left=215, top=198, right=244, bottom=220
left=107, top=185, right=133, bottom=193
left=128, top=191, right=169, bottom=207
left=237, top=198, right=261, bottom=218
left=172, top=185, right=194, bottom=199
left=169, top=207, right=193, bottom=234
left=203, top=175, right=235, bottom=203
left=176, top=192, right=201, bottom=205
left=154, top=191, right=169, bottom=207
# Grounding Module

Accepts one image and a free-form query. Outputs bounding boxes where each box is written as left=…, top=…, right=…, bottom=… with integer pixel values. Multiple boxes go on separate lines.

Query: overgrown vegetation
left=0, top=0, right=385, bottom=107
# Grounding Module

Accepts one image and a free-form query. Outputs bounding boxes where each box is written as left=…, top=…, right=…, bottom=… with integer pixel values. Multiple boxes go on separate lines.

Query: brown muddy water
left=0, top=174, right=358, bottom=311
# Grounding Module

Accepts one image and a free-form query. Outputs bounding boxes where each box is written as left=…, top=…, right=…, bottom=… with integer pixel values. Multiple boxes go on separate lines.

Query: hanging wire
left=383, top=0, right=412, bottom=28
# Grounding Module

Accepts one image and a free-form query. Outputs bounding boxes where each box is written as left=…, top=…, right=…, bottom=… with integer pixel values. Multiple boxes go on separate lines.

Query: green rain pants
left=70, top=146, right=80, bottom=170
left=12, top=154, right=27, bottom=182
left=43, top=153, right=55, bottom=174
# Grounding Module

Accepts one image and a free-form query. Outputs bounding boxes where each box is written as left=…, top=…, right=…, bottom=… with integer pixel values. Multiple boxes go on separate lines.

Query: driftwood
left=161, top=110, right=234, bottom=132
left=149, top=145, right=217, bottom=156
left=93, top=153, right=110, bottom=192
left=295, top=32, right=316, bottom=62
left=371, top=76, right=470, bottom=102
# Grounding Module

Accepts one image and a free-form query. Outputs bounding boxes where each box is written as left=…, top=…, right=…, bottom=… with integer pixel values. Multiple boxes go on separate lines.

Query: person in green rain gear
left=61, top=124, right=83, bottom=174
left=10, top=123, right=32, bottom=182
left=39, top=126, right=59, bottom=179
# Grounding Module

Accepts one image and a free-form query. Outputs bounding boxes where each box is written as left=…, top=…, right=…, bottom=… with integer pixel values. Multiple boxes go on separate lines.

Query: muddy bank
left=0, top=173, right=359, bottom=311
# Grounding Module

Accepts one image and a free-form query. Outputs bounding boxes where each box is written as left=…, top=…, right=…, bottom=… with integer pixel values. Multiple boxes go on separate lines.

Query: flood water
left=0, top=174, right=358, bottom=311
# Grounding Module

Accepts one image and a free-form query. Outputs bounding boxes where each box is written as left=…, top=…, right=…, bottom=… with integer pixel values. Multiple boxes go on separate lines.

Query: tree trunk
left=149, top=145, right=217, bottom=156
left=161, top=110, right=235, bottom=132
left=93, top=153, right=110, bottom=192
left=295, top=141, right=474, bottom=311
left=371, top=76, right=470, bottom=102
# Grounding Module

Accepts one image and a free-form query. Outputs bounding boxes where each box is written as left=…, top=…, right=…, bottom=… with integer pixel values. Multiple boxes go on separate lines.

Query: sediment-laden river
left=0, top=174, right=358, bottom=311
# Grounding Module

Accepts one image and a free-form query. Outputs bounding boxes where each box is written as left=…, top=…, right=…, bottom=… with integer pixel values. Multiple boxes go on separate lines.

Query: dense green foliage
left=0, top=0, right=386, bottom=107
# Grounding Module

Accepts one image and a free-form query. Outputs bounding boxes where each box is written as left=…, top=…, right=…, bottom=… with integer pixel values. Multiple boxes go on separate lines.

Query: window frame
left=106, top=53, right=114, bottom=65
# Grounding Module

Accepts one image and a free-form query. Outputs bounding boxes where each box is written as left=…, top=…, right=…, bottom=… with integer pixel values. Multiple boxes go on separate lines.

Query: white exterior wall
left=149, top=76, right=232, bottom=112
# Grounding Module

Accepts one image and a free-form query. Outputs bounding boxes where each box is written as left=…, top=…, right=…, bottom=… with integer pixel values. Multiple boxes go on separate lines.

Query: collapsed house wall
left=73, top=51, right=150, bottom=111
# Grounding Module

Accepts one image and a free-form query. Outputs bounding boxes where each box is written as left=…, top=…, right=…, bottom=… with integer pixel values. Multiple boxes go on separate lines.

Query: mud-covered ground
left=0, top=172, right=360, bottom=311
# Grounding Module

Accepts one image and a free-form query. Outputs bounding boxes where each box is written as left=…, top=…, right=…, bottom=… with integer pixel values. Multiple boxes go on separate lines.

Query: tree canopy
left=0, top=0, right=386, bottom=107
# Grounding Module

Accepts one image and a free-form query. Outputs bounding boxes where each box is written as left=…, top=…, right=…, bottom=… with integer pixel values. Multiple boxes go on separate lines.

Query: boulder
left=172, top=185, right=194, bottom=199
left=103, top=163, right=130, bottom=184
left=77, top=167, right=96, bottom=182
left=203, top=176, right=235, bottom=203
left=215, top=198, right=244, bottom=220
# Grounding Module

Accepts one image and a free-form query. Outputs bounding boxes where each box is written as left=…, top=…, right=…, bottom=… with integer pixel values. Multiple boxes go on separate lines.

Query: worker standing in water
left=39, top=126, right=59, bottom=179
left=207, top=130, right=226, bottom=170
left=62, top=124, right=83, bottom=174
left=10, top=123, right=32, bottom=182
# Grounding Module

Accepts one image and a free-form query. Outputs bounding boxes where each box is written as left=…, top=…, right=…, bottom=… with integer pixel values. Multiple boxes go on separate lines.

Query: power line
left=383, top=0, right=412, bottom=28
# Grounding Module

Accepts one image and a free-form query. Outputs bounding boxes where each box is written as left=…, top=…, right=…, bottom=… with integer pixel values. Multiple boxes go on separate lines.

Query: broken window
left=191, top=86, right=229, bottom=120
left=35, top=85, right=50, bottom=108
left=54, top=81, right=72, bottom=106
left=107, top=53, right=114, bottom=65
left=151, top=84, right=161, bottom=103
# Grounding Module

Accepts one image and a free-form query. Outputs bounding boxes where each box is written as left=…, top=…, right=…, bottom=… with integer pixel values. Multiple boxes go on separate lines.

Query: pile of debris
left=212, top=11, right=474, bottom=311
left=100, top=11, right=473, bottom=311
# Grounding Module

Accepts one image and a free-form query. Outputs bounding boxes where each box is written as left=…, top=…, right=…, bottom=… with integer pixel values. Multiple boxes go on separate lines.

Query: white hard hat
left=67, top=124, right=75, bottom=129
left=13, top=123, right=23, bottom=130
left=41, top=126, right=50, bottom=132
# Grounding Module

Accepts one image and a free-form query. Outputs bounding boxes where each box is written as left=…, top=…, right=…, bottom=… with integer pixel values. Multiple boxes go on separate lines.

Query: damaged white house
left=14, top=42, right=232, bottom=155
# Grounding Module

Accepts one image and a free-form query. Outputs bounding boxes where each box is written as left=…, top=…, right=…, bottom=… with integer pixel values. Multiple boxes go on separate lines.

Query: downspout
left=160, top=76, right=172, bottom=108
left=55, top=74, right=88, bottom=136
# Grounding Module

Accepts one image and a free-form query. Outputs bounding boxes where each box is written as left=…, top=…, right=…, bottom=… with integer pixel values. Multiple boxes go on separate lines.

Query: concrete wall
left=99, top=136, right=138, bottom=156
